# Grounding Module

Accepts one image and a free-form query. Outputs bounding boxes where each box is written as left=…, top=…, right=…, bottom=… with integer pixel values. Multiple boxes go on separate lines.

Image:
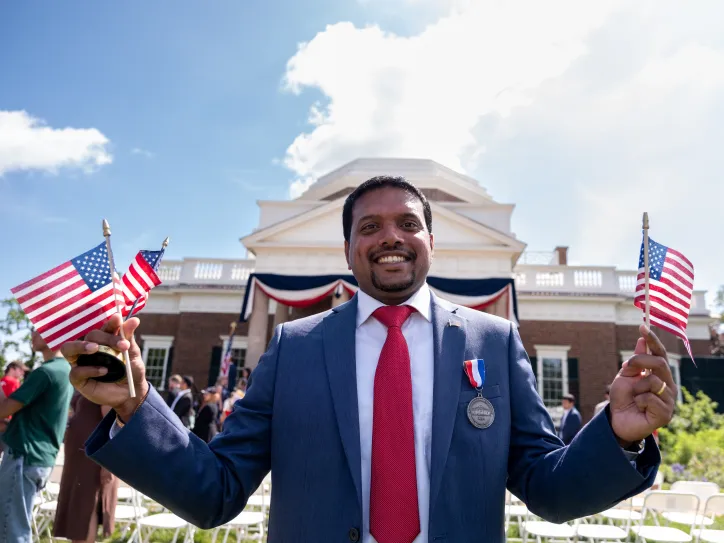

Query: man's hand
left=61, top=314, right=149, bottom=422
left=609, top=324, right=677, bottom=445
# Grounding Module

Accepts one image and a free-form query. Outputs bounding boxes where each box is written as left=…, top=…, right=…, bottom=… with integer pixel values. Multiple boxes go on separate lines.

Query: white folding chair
left=136, top=512, right=190, bottom=543
left=212, top=511, right=265, bottom=543
left=505, top=490, right=530, bottom=539
left=575, top=516, right=628, bottom=542
left=695, top=494, right=724, bottom=543
left=631, top=490, right=700, bottom=543
left=522, top=519, right=577, bottom=542
left=667, top=482, right=721, bottom=527
left=599, top=496, right=644, bottom=526
left=115, top=487, right=149, bottom=542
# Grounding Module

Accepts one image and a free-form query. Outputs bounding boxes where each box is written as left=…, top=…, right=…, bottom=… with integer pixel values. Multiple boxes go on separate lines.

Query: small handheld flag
left=10, top=241, right=123, bottom=350
left=635, top=214, right=695, bottom=360
left=120, top=238, right=167, bottom=318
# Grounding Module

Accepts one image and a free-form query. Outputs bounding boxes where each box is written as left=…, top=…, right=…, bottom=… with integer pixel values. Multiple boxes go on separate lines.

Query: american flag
left=220, top=337, right=235, bottom=378
left=634, top=237, right=695, bottom=359
left=120, top=249, right=164, bottom=316
left=11, top=242, right=125, bottom=350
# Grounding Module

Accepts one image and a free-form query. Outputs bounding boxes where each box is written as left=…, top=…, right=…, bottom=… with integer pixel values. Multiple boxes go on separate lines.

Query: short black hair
left=342, top=176, right=432, bottom=242
left=563, top=394, right=576, bottom=403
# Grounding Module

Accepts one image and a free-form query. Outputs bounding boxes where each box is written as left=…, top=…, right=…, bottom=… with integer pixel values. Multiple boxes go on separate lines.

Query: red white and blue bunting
left=240, top=274, right=518, bottom=323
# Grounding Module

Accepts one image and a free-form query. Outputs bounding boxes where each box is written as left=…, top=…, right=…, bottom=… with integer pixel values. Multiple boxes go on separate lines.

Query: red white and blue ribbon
left=464, top=359, right=486, bottom=390
left=240, top=273, right=518, bottom=323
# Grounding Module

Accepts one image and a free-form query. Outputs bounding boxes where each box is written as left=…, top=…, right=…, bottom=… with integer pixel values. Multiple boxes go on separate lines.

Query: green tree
left=716, top=285, right=724, bottom=322
left=0, top=297, right=36, bottom=370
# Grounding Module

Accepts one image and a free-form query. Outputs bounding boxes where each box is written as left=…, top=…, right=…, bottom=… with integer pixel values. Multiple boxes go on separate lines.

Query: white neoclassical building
left=136, top=158, right=716, bottom=421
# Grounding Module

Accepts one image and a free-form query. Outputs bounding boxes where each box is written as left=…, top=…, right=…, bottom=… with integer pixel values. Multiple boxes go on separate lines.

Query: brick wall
left=616, top=325, right=711, bottom=357
left=518, top=321, right=619, bottom=421
left=137, top=313, right=251, bottom=390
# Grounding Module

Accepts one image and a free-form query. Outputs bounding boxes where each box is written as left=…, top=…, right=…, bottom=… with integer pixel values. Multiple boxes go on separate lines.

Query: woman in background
left=192, top=387, right=220, bottom=443
left=54, top=392, right=119, bottom=543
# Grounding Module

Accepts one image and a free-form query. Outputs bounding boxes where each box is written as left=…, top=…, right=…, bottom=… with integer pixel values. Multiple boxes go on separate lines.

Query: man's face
left=562, top=399, right=572, bottom=410
left=345, top=186, right=434, bottom=305
left=9, top=367, right=23, bottom=379
left=30, top=329, right=47, bottom=352
left=168, top=381, right=180, bottom=392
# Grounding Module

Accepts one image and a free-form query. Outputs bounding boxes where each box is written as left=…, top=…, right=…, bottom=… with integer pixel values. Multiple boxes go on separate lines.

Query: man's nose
left=378, top=223, right=404, bottom=246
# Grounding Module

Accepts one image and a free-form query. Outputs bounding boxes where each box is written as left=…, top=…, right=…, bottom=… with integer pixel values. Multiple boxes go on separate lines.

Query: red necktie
left=370, top=305, right=420, bottom=543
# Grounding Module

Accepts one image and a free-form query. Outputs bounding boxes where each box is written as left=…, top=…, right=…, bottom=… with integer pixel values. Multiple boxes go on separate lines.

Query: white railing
left=156, top=259, right=255, bottom=286
left=515, top=265, right=708, bottom=315
left=153, top=258, right=709, bottom=315
left=514, top=265, right=619, bottom=294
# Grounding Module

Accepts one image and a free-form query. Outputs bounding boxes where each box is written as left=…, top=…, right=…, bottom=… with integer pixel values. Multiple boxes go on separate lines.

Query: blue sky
left=1, top=0, right=722, bottom=313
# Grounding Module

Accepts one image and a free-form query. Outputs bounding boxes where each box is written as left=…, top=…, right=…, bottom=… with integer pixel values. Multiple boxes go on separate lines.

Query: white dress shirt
left=355, top=283, right=434, bottom=543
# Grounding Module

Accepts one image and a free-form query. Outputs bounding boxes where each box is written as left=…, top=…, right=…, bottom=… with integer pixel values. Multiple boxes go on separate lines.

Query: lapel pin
left=447, top=319, right=461, bottom=328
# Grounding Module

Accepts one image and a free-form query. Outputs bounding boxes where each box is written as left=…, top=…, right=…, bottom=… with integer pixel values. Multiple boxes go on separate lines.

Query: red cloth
left=1, top=376, right=20, bottom=397
left=370, top=305, right=420, bottom=543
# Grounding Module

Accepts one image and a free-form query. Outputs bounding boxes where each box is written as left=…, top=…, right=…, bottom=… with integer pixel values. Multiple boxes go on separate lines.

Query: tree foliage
left=0, top=297, right=36, bottom=370
left=659, top=388, right=724, bottom=486
left=716, top=285, right=724, bottom=323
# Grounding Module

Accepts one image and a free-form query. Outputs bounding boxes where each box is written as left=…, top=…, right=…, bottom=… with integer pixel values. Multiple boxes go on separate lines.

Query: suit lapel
left=322, top=296, right=363, bottom=510
left=429, top=294, right=467, bottom=514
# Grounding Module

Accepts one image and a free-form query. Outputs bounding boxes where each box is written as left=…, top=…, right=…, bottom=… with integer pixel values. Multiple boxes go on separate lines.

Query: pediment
left=242, top=199, right=525, bottom=253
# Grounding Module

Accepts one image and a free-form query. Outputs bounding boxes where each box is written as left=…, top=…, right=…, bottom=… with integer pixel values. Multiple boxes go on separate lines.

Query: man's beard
left=371, top=270, right=416, bottom=293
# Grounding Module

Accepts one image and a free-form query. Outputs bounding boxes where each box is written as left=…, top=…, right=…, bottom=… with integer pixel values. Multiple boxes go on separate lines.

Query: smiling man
left=63, top=176, right=676, bottom=543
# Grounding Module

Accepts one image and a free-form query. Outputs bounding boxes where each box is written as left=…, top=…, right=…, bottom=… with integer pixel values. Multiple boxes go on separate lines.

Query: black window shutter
left=164, top=346, right=174, bottom=389
left=208, top=346, right=222, bottom=387
left=567, top=358, right=580, bottom=408
left=529, top=356, right=538, bottom=386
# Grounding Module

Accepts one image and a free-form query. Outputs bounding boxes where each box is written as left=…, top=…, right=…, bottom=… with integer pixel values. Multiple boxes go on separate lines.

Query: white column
left=274, top=302, right=290, bottom=327
left=246, top=286, right=270, bottom=369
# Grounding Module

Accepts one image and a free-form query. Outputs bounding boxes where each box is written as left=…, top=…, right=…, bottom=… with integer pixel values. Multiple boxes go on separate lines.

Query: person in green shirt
left=0, top=329, right=73, bottom=543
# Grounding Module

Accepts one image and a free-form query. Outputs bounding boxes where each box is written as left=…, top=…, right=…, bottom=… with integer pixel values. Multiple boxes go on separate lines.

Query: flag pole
left=103, top=219, right=136, bottom=398
left=642, top=212, right=651, bottom=357
left=642, top=212, right=651, bottom=330
left=124, top=236, right=169, bottom=322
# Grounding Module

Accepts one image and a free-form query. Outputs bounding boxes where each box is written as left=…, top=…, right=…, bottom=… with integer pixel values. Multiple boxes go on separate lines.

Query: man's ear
left=429, top=233, right=435, bottom=257
left=344, top=240, right=352, bottom=270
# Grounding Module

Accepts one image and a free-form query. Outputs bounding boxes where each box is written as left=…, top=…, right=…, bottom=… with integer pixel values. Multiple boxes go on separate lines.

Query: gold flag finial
left=229, top=321, right=237, bottom=334
left=102, top=219, right=111, bottom=237
left=162, top=236, right=170, bottom=249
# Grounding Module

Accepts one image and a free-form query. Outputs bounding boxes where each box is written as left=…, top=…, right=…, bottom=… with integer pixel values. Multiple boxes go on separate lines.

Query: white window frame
left=141, top=335, right=174, bottom=391
left=621, top=350, right=683, bottom=404
left=535, top=345, right=571, bottom=425
left=220, top=335, right=249, bottom=353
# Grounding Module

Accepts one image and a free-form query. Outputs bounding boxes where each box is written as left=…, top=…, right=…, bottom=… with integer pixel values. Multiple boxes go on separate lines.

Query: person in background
left=1, top=361, right=29, bottom=456
left=1, top=361, right=28, bottom=400
left=220, top=380, right=246, bottom=427
left=192, top=387, right=220, bottom=443
left=594, top=385, right=611, bottom=417
left=0, top=329, right=74, bottom=542
left=165, top=374, right=183, bottom=407
left=53, top=392, right=120, bottom=543
left=558, top=394, right=583, bottom=445
left=169, top=375, right=195, bottom=429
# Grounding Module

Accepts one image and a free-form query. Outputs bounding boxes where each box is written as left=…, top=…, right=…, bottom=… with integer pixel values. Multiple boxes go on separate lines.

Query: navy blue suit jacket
left=559, top=407, right=583, bottom=445
left=86, top=293, right=660, bottom=542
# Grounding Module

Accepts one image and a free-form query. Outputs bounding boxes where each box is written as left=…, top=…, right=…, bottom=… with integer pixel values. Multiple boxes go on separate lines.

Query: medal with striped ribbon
left=463, top=359, right=495, bottom=429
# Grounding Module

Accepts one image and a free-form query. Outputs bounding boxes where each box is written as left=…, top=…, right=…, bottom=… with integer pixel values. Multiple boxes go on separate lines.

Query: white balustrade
left=156, top=259, right=255, bottom=286
left=153, top=259, right=709, bottom=314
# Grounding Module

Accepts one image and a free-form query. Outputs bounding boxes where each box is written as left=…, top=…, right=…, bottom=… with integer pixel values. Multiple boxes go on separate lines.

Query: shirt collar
left=356, top=283, right=432, bottom=328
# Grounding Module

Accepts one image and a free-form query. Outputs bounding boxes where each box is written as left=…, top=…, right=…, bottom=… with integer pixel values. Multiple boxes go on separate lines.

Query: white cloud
left=281, top=0, right=724, bottom=304
left=283, top=0, right=625, bottom=182
left=0, top=110, right=112, bottom=177
left=131, top=147, right=155, bottom=158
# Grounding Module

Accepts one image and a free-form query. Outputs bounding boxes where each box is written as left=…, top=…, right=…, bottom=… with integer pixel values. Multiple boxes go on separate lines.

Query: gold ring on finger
left=655, top=381, right=667, bottom=396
